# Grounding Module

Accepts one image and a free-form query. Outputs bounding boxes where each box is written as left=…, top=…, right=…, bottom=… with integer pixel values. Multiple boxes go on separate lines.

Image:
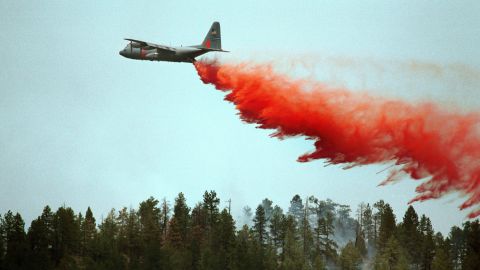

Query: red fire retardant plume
left=194, top=59, right=480, bottom=218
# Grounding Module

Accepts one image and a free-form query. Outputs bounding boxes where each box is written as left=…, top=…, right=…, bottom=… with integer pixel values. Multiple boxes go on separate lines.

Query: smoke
left=194, top=59, right=480, bottom=218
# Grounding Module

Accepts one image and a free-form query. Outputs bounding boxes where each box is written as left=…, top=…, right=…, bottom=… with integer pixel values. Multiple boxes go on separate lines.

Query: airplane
left=119, top=21, right=228, bottom=63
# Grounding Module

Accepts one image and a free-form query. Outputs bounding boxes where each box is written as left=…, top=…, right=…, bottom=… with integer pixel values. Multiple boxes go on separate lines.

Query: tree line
left=0, top=191, right=479, bottom=270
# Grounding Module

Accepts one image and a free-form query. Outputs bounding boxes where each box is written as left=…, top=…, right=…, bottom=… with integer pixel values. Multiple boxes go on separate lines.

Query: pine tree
left=27, top=214, right=54, bottom=270
left=94, top=209, right=125, bottom=269
left=419, top=215, right=435, bottom=270
left=279, top=215, right=294, bottom=260
left=235, top=225, right=254, bottom=270
left=400, top=205, right=421, bottom=267
left=354, top=231, right=367, bottom=258
left=3, top=192, right=479, bottom=270
left=300, top=198, right=313, bottom=265
left=339, top=241, right=362, bottom=270
left=281, top=215, right=304, bottom=270
left=191, top=203, right=207, bottom=270
left=373, top=200, right=386, bottom=248
left=377, top=204, right=395, bottom=251
left=3, top=211, right=27, bottom=270
left=0, top=214, right=4, bottom=268
left=27, top=205, right=55, bottom=270
left=269, top=205, right=284, bottom=253
left=52, top=206, right=80, bottom=265
left=336, top=204, right=354, bottom=240
left=117, top=207, right=142, bottom=268
left=198, top=191, right=223, bottom=270
left=168, top=192, right=190, bottom=248
left=316, top=211, right=337, bottom=264
left=218, top=209, right=236, bottom=270
left=138, top=196, right=164, bottom=269
left=374, top=236, right=409, bottom=270
left=39, top=206, right=54, bottom=249
left=288, top=195, right=304, bottom=224
left=313, top=254, right=327, bottom=270
left=166, top=193, right=191, bottom=270
left=203, top=191, right=220, bottom=229
left=447, top=225, right=464, bottom=270
left=462, top=220, right=480, bottom=270
left=80, top=206, right=96, bottom=257
left=116, top=207, right=129, bottom=256
left=431, top=247, right=452, bottom=270
left=361, top=204, right=375, bottom=251
left=161, top=198, right=171, bottom=240
left=308, top=196, right=337, bottom=265
left=357, top=203, right=366, bottom=232
left=433, top=232, right=453, bottom=270
left=253, top=205, right=267, bottom=245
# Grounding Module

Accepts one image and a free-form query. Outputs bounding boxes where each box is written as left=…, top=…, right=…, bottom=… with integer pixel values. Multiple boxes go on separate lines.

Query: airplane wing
left=125, top=38, right=176, bottom=52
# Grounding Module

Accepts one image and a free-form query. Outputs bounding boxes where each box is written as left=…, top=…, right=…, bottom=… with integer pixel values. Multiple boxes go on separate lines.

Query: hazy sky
left=1, top=1, right=479, bottom=234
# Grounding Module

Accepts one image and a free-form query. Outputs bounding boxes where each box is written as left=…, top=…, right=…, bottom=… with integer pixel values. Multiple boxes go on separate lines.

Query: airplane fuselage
left=119, top=22, right=227, bottom=63
left=119, top=44, right=208, bottom=63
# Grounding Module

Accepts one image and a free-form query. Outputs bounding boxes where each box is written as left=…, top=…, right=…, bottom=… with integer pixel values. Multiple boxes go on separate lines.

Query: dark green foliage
left=52, top=206, right=80, bottom=264
left=80, top=207, right=96, bottom=257
left=2, top=211, right=27, bottom=270
left=0, top=214, right=4, bottom=268
left=269, top=205, right=284, bottom=251
left=339, top=241, right=362, bottom=270
left=203, top=190, right=220, bottom=228
left=168, top=193, right=190, bottom=248
left=432, top=232, right=453, bottom=270
left=93, top=210, right=125, bottom=269
left=373, top=200, right=385, bottom=248
left=116, top=207, right=142, bottom=268
left=377, top=204, right=396, bottom=251
left=448, top=225, right=464, bottom=269
left=190, top=203, right=206, bottom=270
left=234, top=225, right=254, bottom=270
left=462, top=220, right=480, bottom=270
left=361, top=204, right=375, bottom=250
left=354, top=232, right=367, bottom=258
left=138, top=197, right=164, bottom=269
left=27, top=210, right=54, bottom=270
left=431, top=246, right=452, bottom=270
left=308, top=196, right=342, bottom=267
left=400, top=205, right=421, bottom=266
left=254, top=205, right=267, bottom=245
left=374, top=236, right=409, bottom=270
left=1, top=192, right=479, bottom=270
left=166, top=193, right=192, bottom=269
left=316, top=210, right=338, bottom=264
left=419, top=215, right=435, bottom=270
left=280, top=215, right=305, bottom=270
left=217, top=209, right=236, bottom=269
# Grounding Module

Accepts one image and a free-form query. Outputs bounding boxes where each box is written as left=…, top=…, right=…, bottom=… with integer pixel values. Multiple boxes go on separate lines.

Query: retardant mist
left=194, top=59, right=480, bottom=218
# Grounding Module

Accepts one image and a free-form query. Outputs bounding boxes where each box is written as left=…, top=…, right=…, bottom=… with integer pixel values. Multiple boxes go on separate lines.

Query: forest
left=0, top=191, right=479, bottom=270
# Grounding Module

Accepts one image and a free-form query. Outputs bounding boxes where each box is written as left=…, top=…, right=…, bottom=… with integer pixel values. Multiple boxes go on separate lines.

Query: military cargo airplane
left=119, top=22, right=227, bottom=63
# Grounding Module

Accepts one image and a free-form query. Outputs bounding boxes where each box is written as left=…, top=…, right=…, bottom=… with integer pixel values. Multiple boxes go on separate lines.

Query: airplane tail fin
left=201, top=22, right=222, bottom=50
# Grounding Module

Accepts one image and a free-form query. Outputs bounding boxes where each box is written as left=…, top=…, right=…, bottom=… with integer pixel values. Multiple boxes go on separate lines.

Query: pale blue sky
left=1, top=1, right=479, bottom=234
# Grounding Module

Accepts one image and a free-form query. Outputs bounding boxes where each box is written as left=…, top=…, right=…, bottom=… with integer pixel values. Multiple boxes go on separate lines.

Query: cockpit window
left=131, top=42, right=142, bottom=48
